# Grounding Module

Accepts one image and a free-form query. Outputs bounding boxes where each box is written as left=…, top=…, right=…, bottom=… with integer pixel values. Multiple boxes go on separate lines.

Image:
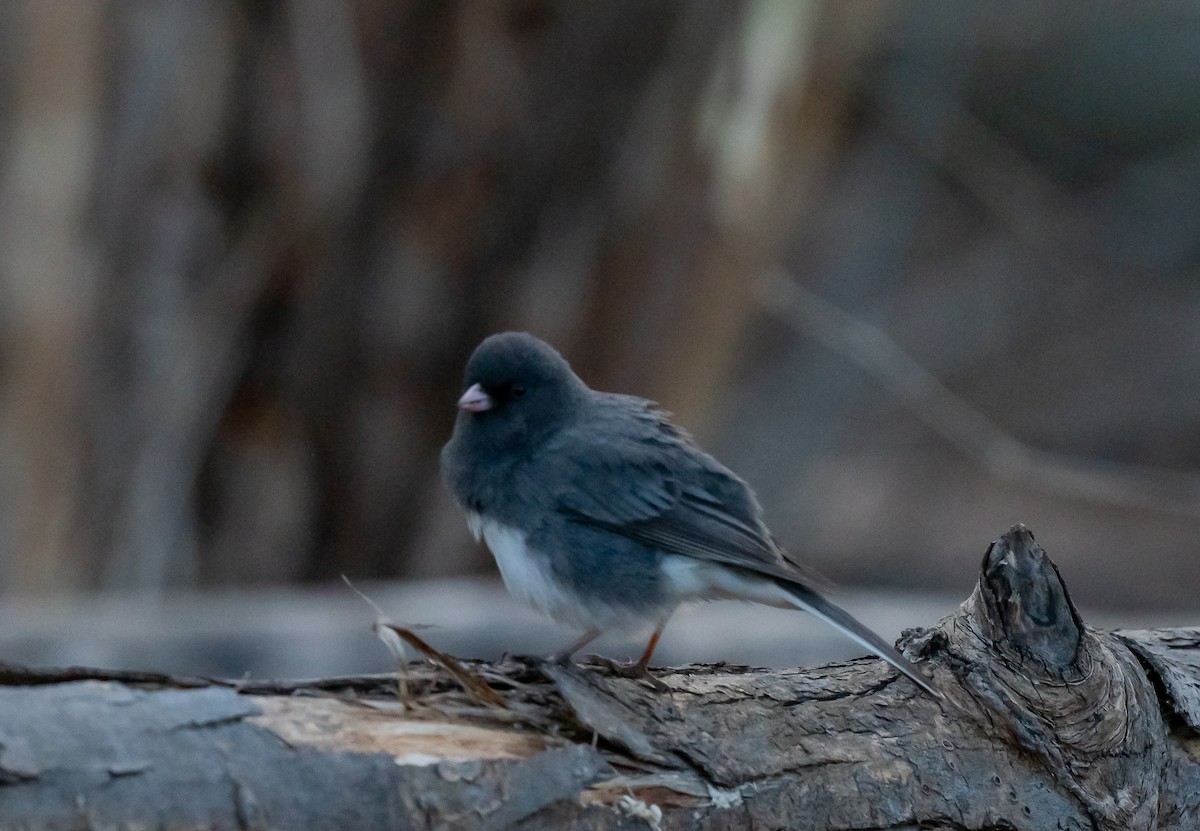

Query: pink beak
left=457, top=383, right=493, bottom=412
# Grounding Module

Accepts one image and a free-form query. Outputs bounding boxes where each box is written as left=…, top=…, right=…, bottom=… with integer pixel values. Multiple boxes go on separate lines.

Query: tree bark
left=1, top=525, right=1197, bottom=830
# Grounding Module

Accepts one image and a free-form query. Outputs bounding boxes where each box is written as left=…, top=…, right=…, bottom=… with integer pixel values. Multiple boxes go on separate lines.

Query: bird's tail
left=774, top=578, right=942, bottom=699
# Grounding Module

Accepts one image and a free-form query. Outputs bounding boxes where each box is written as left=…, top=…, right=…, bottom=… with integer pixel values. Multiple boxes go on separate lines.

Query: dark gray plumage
left=441, top=331, right=939, bottom=697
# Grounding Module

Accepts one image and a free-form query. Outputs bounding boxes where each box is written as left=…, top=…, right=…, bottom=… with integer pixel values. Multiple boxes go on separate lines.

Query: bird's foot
left=548, top=629, right=601, bottom=665
left=587, top=655, right=670, bottom=692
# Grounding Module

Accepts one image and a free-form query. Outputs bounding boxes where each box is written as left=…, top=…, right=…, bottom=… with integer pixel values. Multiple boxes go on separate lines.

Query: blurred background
left=1, top=0, right=1198, bottom=678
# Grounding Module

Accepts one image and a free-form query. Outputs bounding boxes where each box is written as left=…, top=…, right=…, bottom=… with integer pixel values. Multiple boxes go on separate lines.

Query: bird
left=441, top=331, right=939, bottom=697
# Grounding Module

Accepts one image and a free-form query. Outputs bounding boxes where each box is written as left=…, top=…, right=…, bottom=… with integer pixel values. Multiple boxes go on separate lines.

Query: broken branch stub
left=910, top=524, right=1167, bottom=830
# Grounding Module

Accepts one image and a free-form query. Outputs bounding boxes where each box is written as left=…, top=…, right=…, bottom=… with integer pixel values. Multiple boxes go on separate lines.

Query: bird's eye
left=511, top=384, right=526, bottom=398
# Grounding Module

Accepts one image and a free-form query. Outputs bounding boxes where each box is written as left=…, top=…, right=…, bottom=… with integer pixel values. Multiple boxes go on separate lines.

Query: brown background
left=1, top=0, right=1198, bottom=675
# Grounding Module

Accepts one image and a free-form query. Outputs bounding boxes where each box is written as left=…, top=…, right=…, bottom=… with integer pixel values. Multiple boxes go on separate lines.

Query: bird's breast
left=467, top=512, right=578, bottom=623
left=464, top=511, right=659, bottom=633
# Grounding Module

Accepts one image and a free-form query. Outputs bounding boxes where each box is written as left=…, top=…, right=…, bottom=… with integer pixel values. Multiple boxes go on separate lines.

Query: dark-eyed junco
left=441, top=332, right=939, bottom=697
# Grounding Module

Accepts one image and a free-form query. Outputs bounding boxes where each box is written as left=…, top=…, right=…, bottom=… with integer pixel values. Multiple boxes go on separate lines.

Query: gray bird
left=441, top=332, right=939, bottom=697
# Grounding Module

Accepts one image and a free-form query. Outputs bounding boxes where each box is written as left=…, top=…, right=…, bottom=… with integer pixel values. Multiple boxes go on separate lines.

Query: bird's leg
left=589, top=619, right=670, bottom=691
left=549, top=628, right=601, bottom=664
left=633, top=623, right=665, bottom=671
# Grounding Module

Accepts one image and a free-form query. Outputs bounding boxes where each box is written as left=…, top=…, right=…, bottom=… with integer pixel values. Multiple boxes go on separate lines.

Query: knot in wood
left=936, top=525, right=1167, bottom=831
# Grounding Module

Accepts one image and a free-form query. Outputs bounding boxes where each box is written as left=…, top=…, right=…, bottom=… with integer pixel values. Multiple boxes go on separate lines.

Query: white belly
left=466, top=512, right=648, bottom=632
left=660, top=556, right=795, bottom=606
left=466, top=512, right=577, bottom=623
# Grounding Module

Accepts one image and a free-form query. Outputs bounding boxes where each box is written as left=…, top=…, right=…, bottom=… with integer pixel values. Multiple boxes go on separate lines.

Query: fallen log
left=1, top=525, right=1197, bottom=830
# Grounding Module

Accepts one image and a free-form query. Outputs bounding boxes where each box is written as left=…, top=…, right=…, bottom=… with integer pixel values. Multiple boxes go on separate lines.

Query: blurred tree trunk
left=0, top=0, right=105, bottom=592
left=580, top=1, right=894, bottom=437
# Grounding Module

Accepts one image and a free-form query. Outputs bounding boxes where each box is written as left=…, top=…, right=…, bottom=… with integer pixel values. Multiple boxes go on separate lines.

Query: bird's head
left=453, top=332, right=586, bottom=450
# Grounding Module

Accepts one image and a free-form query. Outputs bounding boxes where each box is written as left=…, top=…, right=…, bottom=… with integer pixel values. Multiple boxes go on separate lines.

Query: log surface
left=1, top=526, right=1198, bottom=830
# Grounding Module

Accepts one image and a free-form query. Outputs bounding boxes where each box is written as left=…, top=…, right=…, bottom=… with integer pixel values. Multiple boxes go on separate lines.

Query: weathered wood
left=1, top=526, right=1197, bottom=829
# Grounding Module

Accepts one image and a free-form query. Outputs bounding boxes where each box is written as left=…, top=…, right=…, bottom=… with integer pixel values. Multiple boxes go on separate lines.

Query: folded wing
left=546, top=394, right=826, bottom=589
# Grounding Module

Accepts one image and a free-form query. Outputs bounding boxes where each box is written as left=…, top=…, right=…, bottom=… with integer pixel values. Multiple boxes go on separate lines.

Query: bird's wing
left=545, top=395, right=827, bottom=588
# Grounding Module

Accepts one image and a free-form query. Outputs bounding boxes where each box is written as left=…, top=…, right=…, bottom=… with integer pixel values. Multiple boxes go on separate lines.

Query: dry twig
left=758, top=272, right=1200, bottom=519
